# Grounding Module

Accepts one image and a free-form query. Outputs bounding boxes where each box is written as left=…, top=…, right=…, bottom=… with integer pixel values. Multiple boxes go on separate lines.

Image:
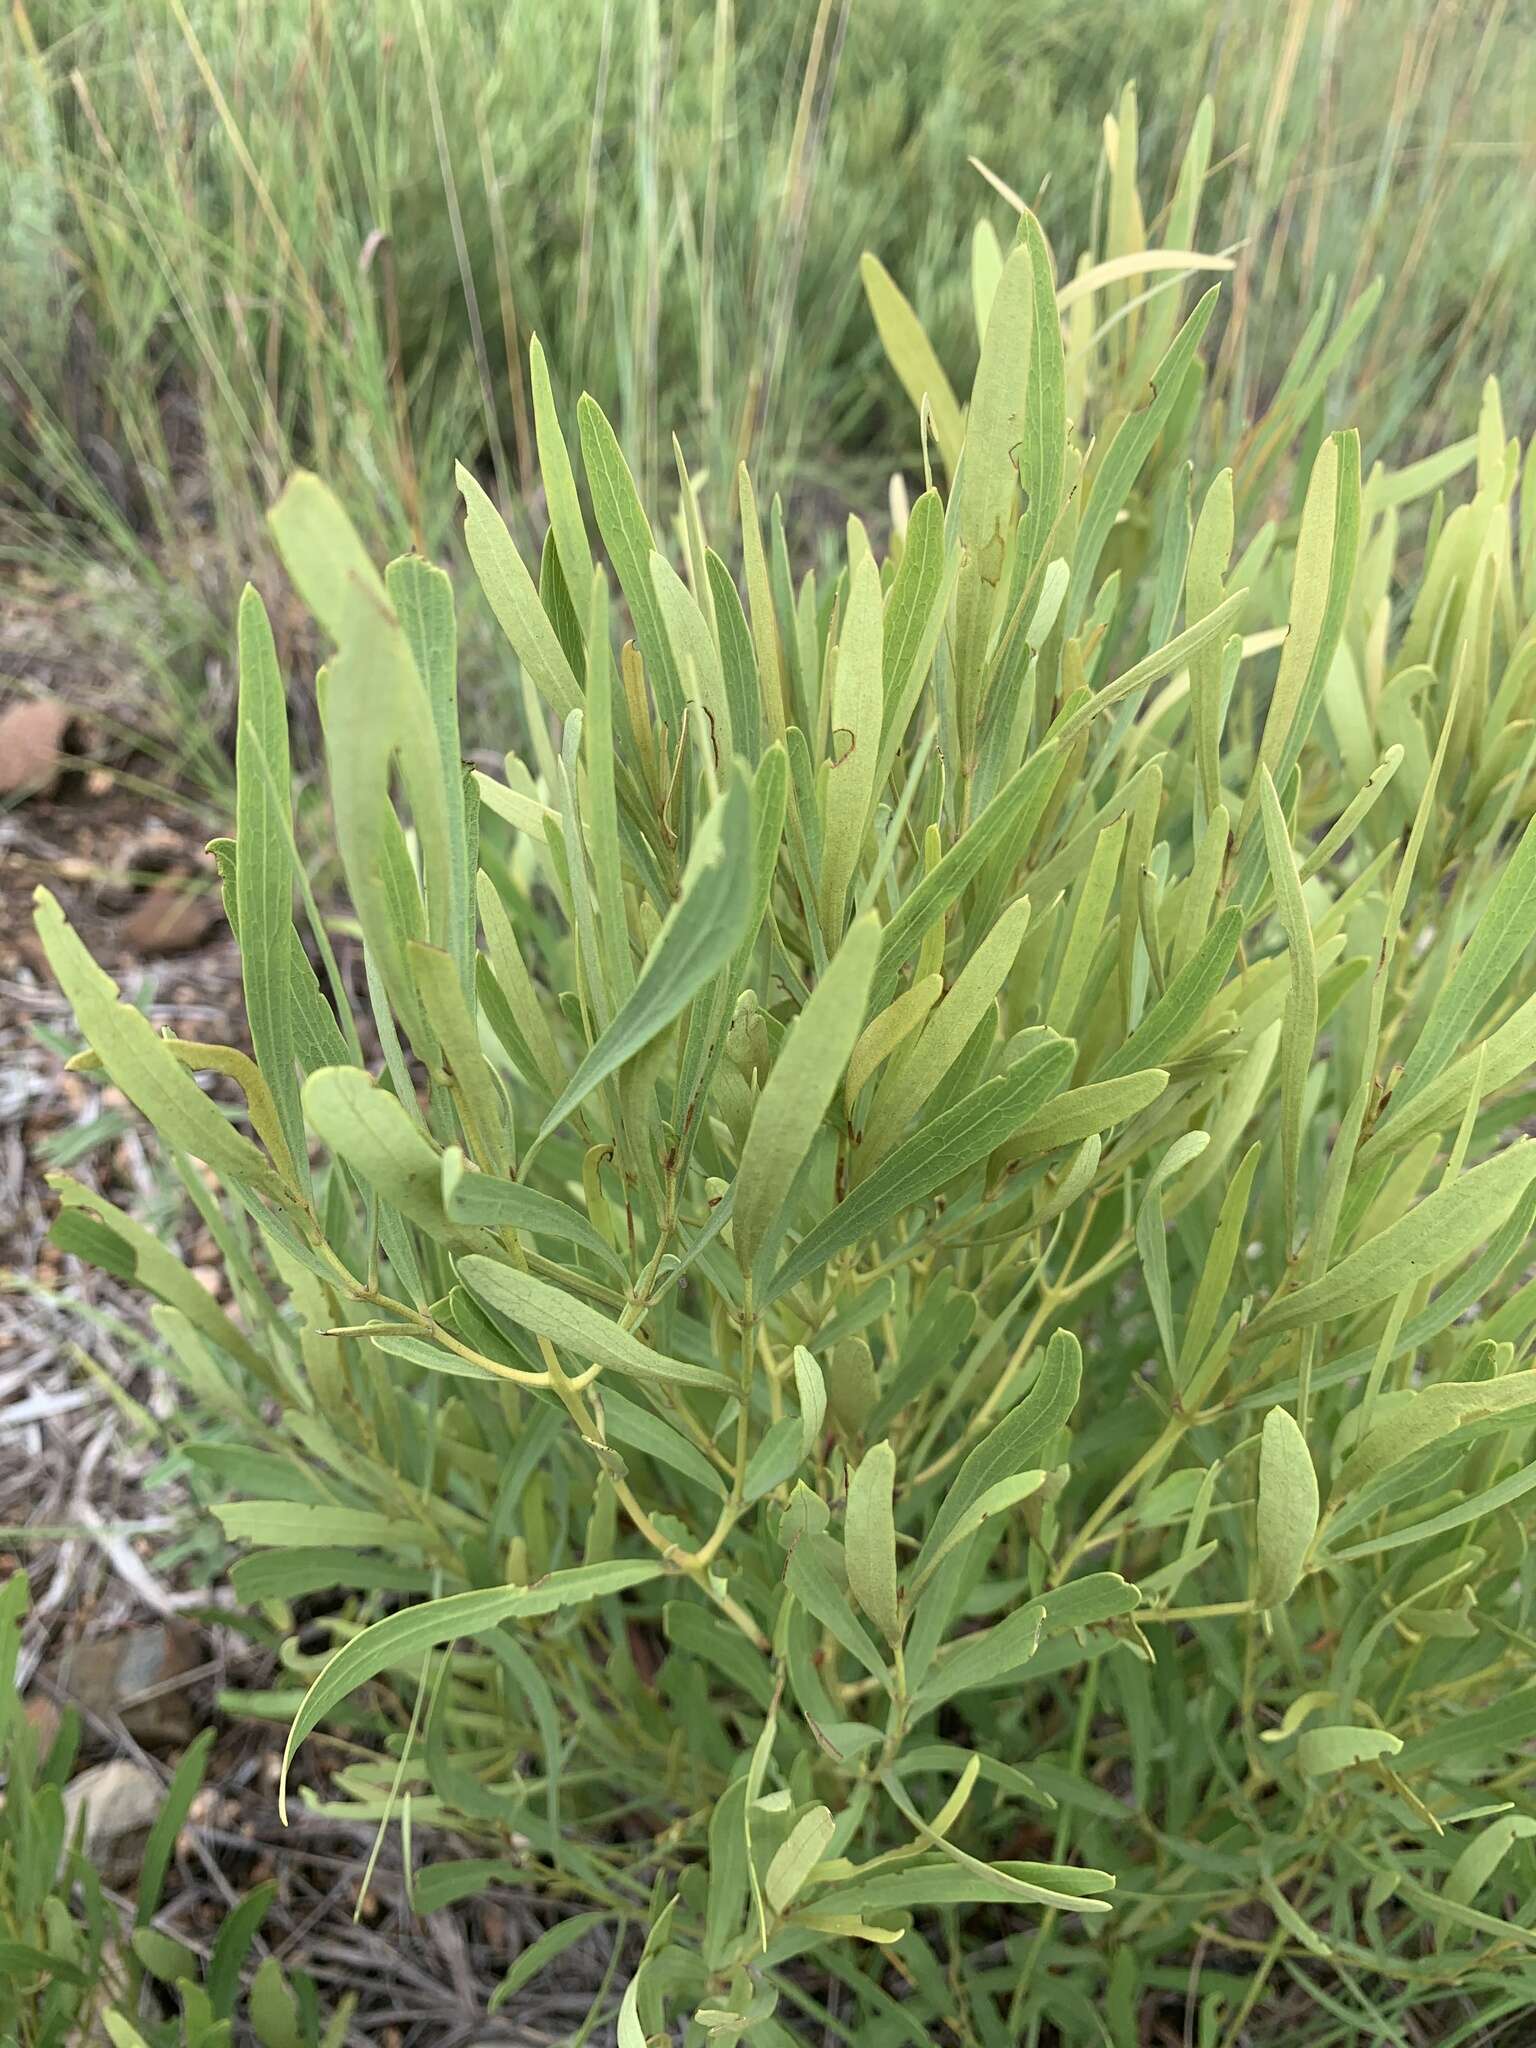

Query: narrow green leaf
left=744, top=1415, right=803, bottom=1501
left=1247, top=431, right=1363, bottom=823
left=1006, top=1067, right=1169, bottom=1161
left=1186, top=469, right=1233, bottom=814
left=705, top=548, right=762, bottom=762
left=1394, top=815, right=1536, bottom=1112
left=846, top=974, right=943, bottom=1111
left=489, top=1911, right=607, bottom=2013
left=1050, top=589, right=1251, bottom=753
left=136, top=1729, right=213, bottom=1926
left=282, top=1561, right=661, bottom=1816
left=916, top=1330, right=1081, bottom=1580
left=1015, top=209, right=1067, bottom=585
left=917, top=1583, right=1129, bottom=1708
left=206, top=1881, right=278, bottom=2017
left=388, top=555, right=472, bottom=995
left=738, top=464, right=786, bottom=744
left=860, top=253, right=965, bottom=475
left=1136, top=1131, right=1210, bottom=1370
left=476, top=871, right=566, bottom=1096
left=805, top=1858, right=1112, bottom=1920
left=771, top=1038, right=1074, bottom=1303
left=1443, top=1813, right=1536, bottom=1914
left=457, top=1255, right=733, bottom=1391
left=577, top=395, right=682, bottom=725
left=532, top=770, right=752, bottom=1157
left=874, top=743, right=1062, bottom=991
left=528, top=335, right=593, bottom=598
left=909, top=1470, right=1046, bottom=1595
left=47, top=1176, right=268, bottom=1377
left=34, top=891, right=298, bottom=1216
left=1100, top=907, right=1241, bottom=1080
left=369, top=1333, right=501, bottom=1382
left=733, top=914, right=880, bottom=1282
left=1249, top=1141, right=1536, bottom=1338
left=793, top=1347, right=827, bottom=1459
left=1179, top=1140, right=1260, bottom=1384
left=651, top=548, right=731, bottom=759
left=879, top=491, right=952, bottom=779
left=215, top=1503, right=427, bottom=1548
left=819, top=557, right=884, bottom=935
left=604, top=1393, right=728, bottom=1499
left=1396, top=1684, right=1536, bottom=1774
left=1331, top=1457, right=1536, bottom=1562
left=845, top=1442, right=900, bottom=1643
left=1046, top=812, right=1128, bottom=1038
left=827, top=1338, right=880, bottom=1440
left=1259, top=766, right=1319, bottom=1251
left=956, top=243, right=1033, bottom=597
left=441, top=1149, right=623, bottom=1273
left=1066, top=290, right=1218, bottom=634
left=234, top=584, right=307, bottom=1187
left=1333, top=1371, right=1536, bottom=1501
left=861, top=896, right=1031, bottom=1170
left=456, top=462, right=581, bottom=718
left=411, top=941, right=509, bottom=1175
left=269, top=475, right=449, bottom=1038
left=705, top=1774, right=752, bottom=1967
left=1361, top=987, right=1536, bottom=1164
left=68, top=1035, right=296, bottom=1186
left=785, top=1532, right=889, bottom=1687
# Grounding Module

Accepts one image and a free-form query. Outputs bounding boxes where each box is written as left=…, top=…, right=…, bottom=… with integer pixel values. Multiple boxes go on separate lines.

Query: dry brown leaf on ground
left=0, top=698, right=78, bottom=799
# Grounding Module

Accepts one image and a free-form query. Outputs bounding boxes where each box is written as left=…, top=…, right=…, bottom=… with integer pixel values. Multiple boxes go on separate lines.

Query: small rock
left=45, top=1622, right=202, bottom=1750
left=61, top=1761, right=163, bottom=1887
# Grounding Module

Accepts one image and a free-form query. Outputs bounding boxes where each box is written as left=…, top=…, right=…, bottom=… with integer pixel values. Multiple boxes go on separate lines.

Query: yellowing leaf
left=1296, top=1726, right=1403, bottom=1778
left=845, top=1441, right=900, bottom=1643
left=1254, top=1407, right=1318, bottom=1606
left=819, top=557, right=885, bottom=936
left=860, top=253, right=964, bottom=476
left=35, top=890, right=300, bottom=1220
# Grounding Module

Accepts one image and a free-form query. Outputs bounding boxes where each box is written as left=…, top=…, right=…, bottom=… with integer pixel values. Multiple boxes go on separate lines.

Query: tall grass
left=2, top=0, right=1531, bottom=763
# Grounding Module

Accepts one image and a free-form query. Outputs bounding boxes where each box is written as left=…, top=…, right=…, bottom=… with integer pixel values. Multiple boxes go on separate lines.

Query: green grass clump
left=34, top=193, right=1536, bottom=2043
left=0, top=1576, right=351, bottom=2048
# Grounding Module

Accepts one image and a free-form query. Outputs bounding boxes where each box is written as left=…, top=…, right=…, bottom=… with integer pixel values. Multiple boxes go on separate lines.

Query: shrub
left=34, top=197, right=1536, bottom=2041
